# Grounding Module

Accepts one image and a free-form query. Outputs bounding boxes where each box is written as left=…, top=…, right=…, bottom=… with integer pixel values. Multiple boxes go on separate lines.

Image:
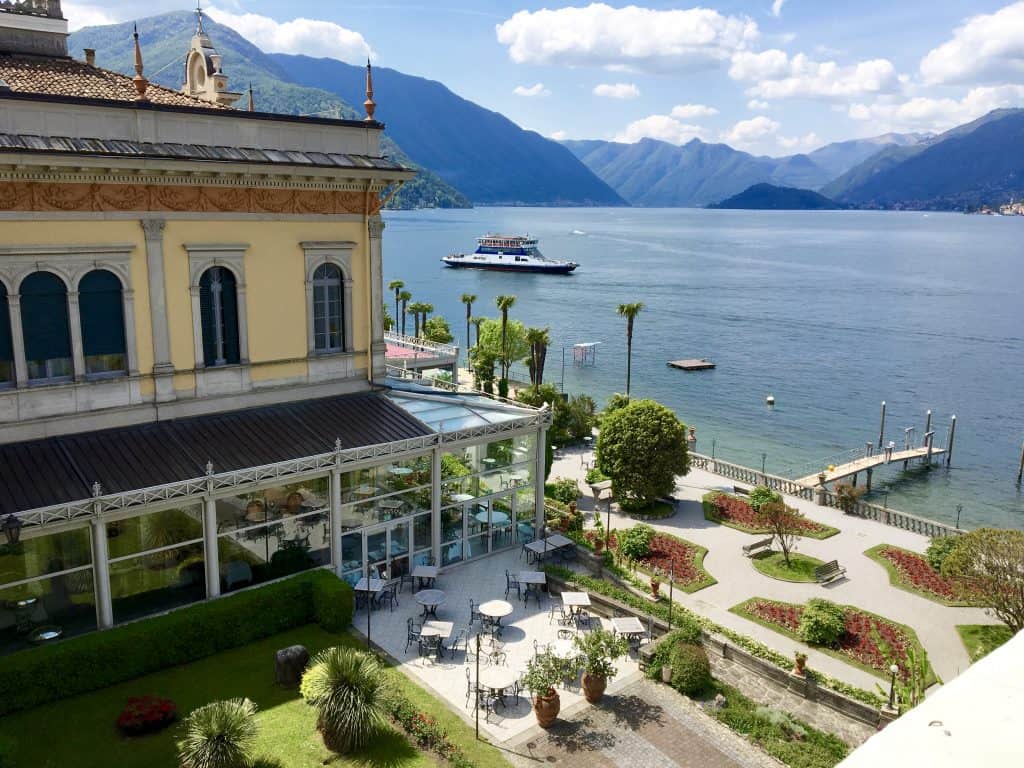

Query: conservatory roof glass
left=387, top=383, right=537, bottom=433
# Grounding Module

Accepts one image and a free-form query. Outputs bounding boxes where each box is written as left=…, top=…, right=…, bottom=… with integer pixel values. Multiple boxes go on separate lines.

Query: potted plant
left=649, top=575, right=661, bottom=599
left=522, top=654, right=570, bottom=727
left=592, top=536, right=605, bottom=554
left=574, top=629, right=628, bottom=703
left=793, top=651, right=808, bottom=677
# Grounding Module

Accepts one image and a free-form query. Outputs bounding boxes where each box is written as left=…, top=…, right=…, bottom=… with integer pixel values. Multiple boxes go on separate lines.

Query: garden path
left=551, top=446, right=998, bottom=689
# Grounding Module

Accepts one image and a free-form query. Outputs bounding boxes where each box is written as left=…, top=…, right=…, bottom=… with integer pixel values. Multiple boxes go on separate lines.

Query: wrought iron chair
left=404, top=617, right=422, bottom=653
left=505, top=569, right=521, bottom=599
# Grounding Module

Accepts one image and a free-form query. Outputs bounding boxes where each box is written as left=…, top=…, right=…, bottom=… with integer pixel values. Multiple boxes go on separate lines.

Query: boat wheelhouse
left=442, top=234, right=578, bottom=274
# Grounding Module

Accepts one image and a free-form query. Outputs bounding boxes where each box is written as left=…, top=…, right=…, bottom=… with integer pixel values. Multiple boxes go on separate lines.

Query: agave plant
left=300, top=647, right=389, bottom=754
left=177, top=698, right=258, bottom=768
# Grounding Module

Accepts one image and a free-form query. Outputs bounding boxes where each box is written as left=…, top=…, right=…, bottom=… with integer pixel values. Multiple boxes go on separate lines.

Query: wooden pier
left=668, top=358, right=715, bottom=371
left=796, top=446, right=946, bottom=488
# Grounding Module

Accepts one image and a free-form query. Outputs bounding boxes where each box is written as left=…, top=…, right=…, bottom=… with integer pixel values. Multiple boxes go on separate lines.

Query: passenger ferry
left=442, top=235, right=578, bottom=274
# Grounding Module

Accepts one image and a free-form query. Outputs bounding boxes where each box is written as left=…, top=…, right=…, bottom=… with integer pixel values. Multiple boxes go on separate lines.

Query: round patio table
left=389, top=466, right=413, bottom=476
left=415, top=589, right=446, bottom=618
left=549, top=638, right=577, bottom=660
left=479, top=666, right=517, bottom=696
left=475, top=510, right=510, bottom=525
left=478, top=599, right=513, bottom=624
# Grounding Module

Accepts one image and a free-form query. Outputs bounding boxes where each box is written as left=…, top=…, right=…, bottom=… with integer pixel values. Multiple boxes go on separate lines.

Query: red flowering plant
left=710, top=493, right=837, bottom=538
left=871, top=545, right=978, bottom=605
left=115, top=695, right=177, bottom=736
left=636, top=534, right=715, bottom=592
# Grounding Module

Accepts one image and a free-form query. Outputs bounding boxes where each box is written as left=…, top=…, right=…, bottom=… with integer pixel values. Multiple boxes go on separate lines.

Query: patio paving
left=353, top=548, right=642, bottom=743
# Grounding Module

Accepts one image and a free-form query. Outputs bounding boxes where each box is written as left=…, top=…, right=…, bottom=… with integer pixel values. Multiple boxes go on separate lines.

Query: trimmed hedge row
left=0, top=568, right=353, bottom=716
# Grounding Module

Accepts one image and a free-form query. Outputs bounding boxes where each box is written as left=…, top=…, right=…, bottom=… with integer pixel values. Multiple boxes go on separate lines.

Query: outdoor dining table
left=478, top=667, right=518, bottom=706
left=389, top=466, right=414, bottom=476
left=517, top=571, right=546, bottom=586
left=560, top=591, right=591, bottom=615
left=451, top=493, right=474, bottom=503
left=524, top=538, right=560, bottom=562
left=411, top=564, right=439, bottom=591
left=478, top=599, right=513, bottom=626
left=354, top=577, right=386, bottom=610
left=415, top=589, right=447, bottom=618
left=418, top=620, right=454, bottom=660
left=475, top=510, right=510, bottom=525
left=611, top=616, right=647, bottom=649
left=545, top=533, right=575, bottom=548
left=549, top=638, right=578, bottom=660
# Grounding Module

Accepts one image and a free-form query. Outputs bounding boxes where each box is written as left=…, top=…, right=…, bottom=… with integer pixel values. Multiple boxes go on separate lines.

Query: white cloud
left=513, top=83, right=550, bottom=97
left=205, top=6, right=373, bottom=63
left=920, top=1, right=1024, bottom=85
left=848, top=84, right=1024, bottom=132
left=495, top=3, right=759, bottom=73
left=593, top=83, right=640, bottom=99
left=614, top=114, right=708, bottom=144
left=720, top=116, right=780, bottom=147
left=730, top=50, right=900, bottom=100
left=670, top=103, right=719, bottom=119
left=777, top=132, right=822, bottom=152
left=748, top=99, right=770, bottom=110
left=771, top=0, right=786, bottom=18
left=64, top=2, right=119, bottom=31
left=550, top=130, right=568, bottom=141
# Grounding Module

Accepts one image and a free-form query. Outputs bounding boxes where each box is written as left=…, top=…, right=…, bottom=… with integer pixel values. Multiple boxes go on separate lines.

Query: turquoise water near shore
left=382, top=208, right=1024, bottom=531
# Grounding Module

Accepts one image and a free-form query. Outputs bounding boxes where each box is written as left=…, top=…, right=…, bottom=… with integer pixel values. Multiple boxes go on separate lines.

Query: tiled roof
left=0, top=54, right=229, bottom=109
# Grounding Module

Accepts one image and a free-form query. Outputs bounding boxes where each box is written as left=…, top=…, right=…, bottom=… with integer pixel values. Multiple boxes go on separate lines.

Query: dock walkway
left=796, top=446, right=946, bottom=487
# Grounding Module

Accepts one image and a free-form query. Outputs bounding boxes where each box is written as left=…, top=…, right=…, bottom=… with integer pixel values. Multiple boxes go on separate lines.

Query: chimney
left=83, top=47, right=95, bottom=66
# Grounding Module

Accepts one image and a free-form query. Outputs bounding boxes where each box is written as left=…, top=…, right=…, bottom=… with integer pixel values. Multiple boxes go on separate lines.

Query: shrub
left=646, top=622, right=704, bottom=680
left=0, top=569, right=352, bottom=717
left=798, top=599, right=846, bottom=647
left=748, top=485, right=781, bottom=511
left=926, top=536, right=959, bottom=573
left=618, top=524, right=655, bottom=562
left=301, top=647, right=389, bottom=754
left=834, top=483, right=866, bottom=513
left=116, top=695, right=177, bottom=736
left=585, top=467, right=610, bottom=484
left=545, top=477, right=581, bottom=505
left=669, top=643, right=711, bottom=696
left=753, top=706, right=807, bottom=741
left=177, top=698, right=258, bottom=768
left=387, top=690, right=462, bottom=762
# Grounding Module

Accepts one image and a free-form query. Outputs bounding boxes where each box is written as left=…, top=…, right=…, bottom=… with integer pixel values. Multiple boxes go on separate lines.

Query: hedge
left=0, top=568, right=352, bottom=716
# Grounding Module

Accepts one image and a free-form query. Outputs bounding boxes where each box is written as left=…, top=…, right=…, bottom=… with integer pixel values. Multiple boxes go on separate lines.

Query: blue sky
left=65, top=1, right=1024, bottom=155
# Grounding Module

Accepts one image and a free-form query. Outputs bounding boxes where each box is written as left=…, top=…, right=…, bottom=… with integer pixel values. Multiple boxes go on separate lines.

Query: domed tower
left=182, top=3, right=240, bottom=107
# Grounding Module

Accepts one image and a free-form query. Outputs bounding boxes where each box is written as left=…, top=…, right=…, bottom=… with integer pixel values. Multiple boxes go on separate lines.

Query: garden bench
left=814, top=560, right=847, bottom=584
left=734, top=485, right=750, bottom=495
left=741, top=538, right=774, bottom=557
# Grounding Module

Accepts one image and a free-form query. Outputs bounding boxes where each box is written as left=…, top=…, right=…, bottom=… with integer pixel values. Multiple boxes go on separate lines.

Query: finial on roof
left=248, top=82, right=254, bottom=112
left=363, top=59, right=376, bottom=122
left=132, top=23, right=149, bottom=102
left=195, top=0, right=206, bottom=35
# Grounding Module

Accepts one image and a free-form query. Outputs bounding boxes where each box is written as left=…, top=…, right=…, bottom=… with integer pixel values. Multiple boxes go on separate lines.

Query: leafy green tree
left=798, top=598, right=846, bottom=646
left=422, top=315, right=454, bottom=344
left=300, top=647, right=389, bottom=754
left=388, top=280, right=404, bottom=332
left=476, top=318, right=529, bottom=369
left=757, top=501, right=804, bottom=566
left=470, top=347, right=497, bottom=391
left=616, top=302, right=644, bottom=398
left=177, top=698, right=258, bottom=768
left=460, top=293, right=476, bottom=357
left=381, top=302, right=394, bottom=332
left=496, top=294, right=517, bottom=379
left=597, top=399, right=689, bottom=509
left=559, top=394, right=597, bottom=443
left=470, top=316, right=485, bottom=352
left=525, top=326, right=551, bottom=386
left=925, top=536, right=958, bottom=572
left=618, top=523, right=655, bottom=561
left=398, top=290, right=412, bottom=335
left=748, top=485, right=781, bottom=511
left=941, top=528, right=1024, bottom=632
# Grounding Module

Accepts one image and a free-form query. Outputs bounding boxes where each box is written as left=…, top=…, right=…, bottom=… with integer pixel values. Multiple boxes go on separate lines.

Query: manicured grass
left=627, top=500, right=676, bottom=520
left=956, top=624, right=1014, bottom=662
left=751, top=551, right=825, bottom=583
left=731, top=597, right=938, bottom=687
left=702, top=493, right=839, bottom=540
left=0, top=625, right=509, bottom=768
left=863, top=544, right=976, bottom=607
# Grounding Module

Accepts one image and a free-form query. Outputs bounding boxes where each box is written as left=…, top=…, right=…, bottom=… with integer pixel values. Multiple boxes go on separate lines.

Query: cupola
left=181, top=2, right=240, bottom=107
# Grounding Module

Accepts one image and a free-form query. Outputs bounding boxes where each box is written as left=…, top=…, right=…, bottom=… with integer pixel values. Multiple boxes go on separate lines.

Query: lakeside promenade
left=549, top=445, right=999, bottom=691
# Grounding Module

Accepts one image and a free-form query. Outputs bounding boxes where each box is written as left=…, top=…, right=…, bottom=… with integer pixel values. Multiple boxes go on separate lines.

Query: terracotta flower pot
left=533, top=690, right=561, bottom=728
left=582, top=672, right=607, bottom=703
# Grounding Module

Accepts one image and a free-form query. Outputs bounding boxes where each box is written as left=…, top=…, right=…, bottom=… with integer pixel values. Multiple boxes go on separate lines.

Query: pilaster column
left=367, top=215, right=386, bottom=381
left=7, top=295, right=27, bottom=387
left=141, top=219, right=175, bottom=401
left=66, top=290, right=86, bottom=381
left=122, top=289, right=140, bottom=375
left=431, top=444, right=442, bottom=567
left=90, top=516, right=113, bottom=628
left=203, top=497, right=220, bottom=598
left=330, top=467, right=343, bottom=576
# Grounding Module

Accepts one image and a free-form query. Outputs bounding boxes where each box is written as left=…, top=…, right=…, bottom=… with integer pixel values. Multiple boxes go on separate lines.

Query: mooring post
left=865, top=442, right=873, bottom=458
left=866, top=467, right=872, bottom=491
left=924, top=409, right=932, bottom=438
left=946, top=415, right=956, bottom=466
left=878, top=401, right=886, bottom=448
left=1017, top=441, right=1023, bottom=484
left=925, top=431, right=934, bottom=464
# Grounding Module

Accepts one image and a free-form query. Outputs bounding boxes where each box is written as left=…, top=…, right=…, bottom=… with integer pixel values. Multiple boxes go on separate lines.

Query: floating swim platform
left=668, top=358, right=715, bottom=371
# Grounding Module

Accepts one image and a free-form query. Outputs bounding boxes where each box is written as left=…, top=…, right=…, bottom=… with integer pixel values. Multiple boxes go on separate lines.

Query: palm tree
left=419, top=303, right=434, bottom=337
left=460, top=293, right=476, bottom=365
left=178, top=698, right=259, bottom=768
left=617, top=302, right=644, bottom=399
left=495, top=294, right=516, bottom=379
left=300, top=647, right=388, bottom=755
left=387, top=280, right=404, bottom=332
left=525, top=326, right=551, bottom=387
left=407, top=302, right=427, bottom=337
left=398, top=290, right=412, bottom=335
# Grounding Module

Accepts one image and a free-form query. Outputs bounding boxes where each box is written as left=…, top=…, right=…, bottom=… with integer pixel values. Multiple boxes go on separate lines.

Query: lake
left=382, top=207, right=1024, bottom=531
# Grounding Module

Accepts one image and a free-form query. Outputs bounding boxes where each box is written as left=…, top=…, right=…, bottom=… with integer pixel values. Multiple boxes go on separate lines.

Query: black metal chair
left=419, top=634, right=441, bottom=661
left=376, top=582, right=399, bottom=612
left=557, top=628, right=575, bottom=640
left=404, top=617, right=422, bottom=653
left=446, top=628, right=467, bottom=657
left=575, top=609, right=593, bottom=630
left=469, top=598, right=483, bottom=625
left=505, top=569, right=521, bottom=599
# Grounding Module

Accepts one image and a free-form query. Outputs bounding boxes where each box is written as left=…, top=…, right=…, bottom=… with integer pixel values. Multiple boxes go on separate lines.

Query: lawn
left=626, top=500, right=676, bottom=520
left=956, top=624, right=1014, bottom=662
left=864, top=544, right=976, bottom=606
left=0, top=626, right=509, bottom=768
left=702, top=492, right=839, bottom=539
left=731, top=597, right=938, bottom=686
left=751, top=551, right=825, bottom=583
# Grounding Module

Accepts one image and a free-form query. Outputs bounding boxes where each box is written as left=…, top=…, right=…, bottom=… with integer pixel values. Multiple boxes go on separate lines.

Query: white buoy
left=766, top=395, right=775, bottom=406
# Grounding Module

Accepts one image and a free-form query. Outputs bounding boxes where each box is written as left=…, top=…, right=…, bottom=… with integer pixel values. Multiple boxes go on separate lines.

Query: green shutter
left=20, top=272, right=71, bottom=361
left=199, top=270, right=217, bottom=366
left=79, top=270, right=126, bottom=357
left=220, top=271, right=241, bottom=365
left=0, top=283, right=11, bottom=362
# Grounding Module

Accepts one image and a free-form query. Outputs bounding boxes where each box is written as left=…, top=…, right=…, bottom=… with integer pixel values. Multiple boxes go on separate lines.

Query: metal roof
left=0, top=132, right=407, bottom=172
left=0, top=392, right=432, bottom=515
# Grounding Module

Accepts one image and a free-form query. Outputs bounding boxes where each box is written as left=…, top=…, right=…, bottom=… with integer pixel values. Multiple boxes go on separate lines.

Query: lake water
left=382, top=208, right=1024, bottom=531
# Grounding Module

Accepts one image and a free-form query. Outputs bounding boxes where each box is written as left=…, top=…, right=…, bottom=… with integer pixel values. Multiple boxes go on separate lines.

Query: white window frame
left=185, top=244, right=250, bottom=369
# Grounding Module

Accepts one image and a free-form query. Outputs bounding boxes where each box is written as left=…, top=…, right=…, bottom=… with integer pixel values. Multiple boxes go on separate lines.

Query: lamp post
left=666, top=563, right=675, bottom=628
left=2, top=513, right=22, bottom=546
left=475, top=633, right=481, bottom=739
left=365, top=561, right=372, bottom=651
left=711, top=438, right=716, bottom=460
left=955, top=504, right=963, bottom=529
left=887, top=663, right=899, bottom=710
left=761, top=452, right=767, bottom=476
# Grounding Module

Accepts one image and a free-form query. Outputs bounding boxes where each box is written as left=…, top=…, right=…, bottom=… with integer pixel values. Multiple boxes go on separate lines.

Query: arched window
left=312, top=263, right=344, bottom=353
left=0, top=282, right=12, bottom=386
left=20, top=271, right=72, bottom=382
left=79, top=270, right=127, bottom=376
left=198, top=267, right=240, bottom=367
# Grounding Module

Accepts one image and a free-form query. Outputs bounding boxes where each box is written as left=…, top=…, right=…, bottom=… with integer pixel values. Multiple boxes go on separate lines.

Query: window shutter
left=221, top=272, right=240, bottom=365
left=20, top=272, right=71, bottom=361
left=198, top=270, right=217, bottom=366
left=0, top=284, right=11, bottom=363
left=79, top=270, right=126, bottom=356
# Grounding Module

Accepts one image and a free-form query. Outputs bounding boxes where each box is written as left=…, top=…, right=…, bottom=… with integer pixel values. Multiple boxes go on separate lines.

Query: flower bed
left=703, top=492, right=839, bottom=539
left=115, top=695, right=177, bottom=736
left=635, top=533, right=716, bottom=593
left=733, top=597, right=936, bottom=684
left=864, top=544, right=976, bottom=606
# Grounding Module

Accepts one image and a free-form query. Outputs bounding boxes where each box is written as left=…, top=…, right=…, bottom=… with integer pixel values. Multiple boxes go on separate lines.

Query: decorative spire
left=132, top=24, right=149, bottom=102
left=248, top=82, right=255, bottom=112
left=195, top=0, right=206, bottom=36
left=363, top=59, right=376, bottom=121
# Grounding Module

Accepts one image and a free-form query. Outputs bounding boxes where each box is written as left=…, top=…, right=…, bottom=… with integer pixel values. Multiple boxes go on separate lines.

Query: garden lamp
left=2, top=513, right=22, bottom=546
left=887, top=663, right=899, bottom=710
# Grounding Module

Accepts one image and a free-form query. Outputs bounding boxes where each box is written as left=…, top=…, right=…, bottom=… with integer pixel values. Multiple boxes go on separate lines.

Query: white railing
left=690, top=453, right=814, bottom=499
left=384, top=330, right=458, bottom=358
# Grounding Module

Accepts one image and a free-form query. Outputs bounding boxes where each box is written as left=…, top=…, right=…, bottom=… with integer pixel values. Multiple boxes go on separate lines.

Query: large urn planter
left=582, top=672, right=607, bottom=703
left=533, top=689, right=561, bottom=727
